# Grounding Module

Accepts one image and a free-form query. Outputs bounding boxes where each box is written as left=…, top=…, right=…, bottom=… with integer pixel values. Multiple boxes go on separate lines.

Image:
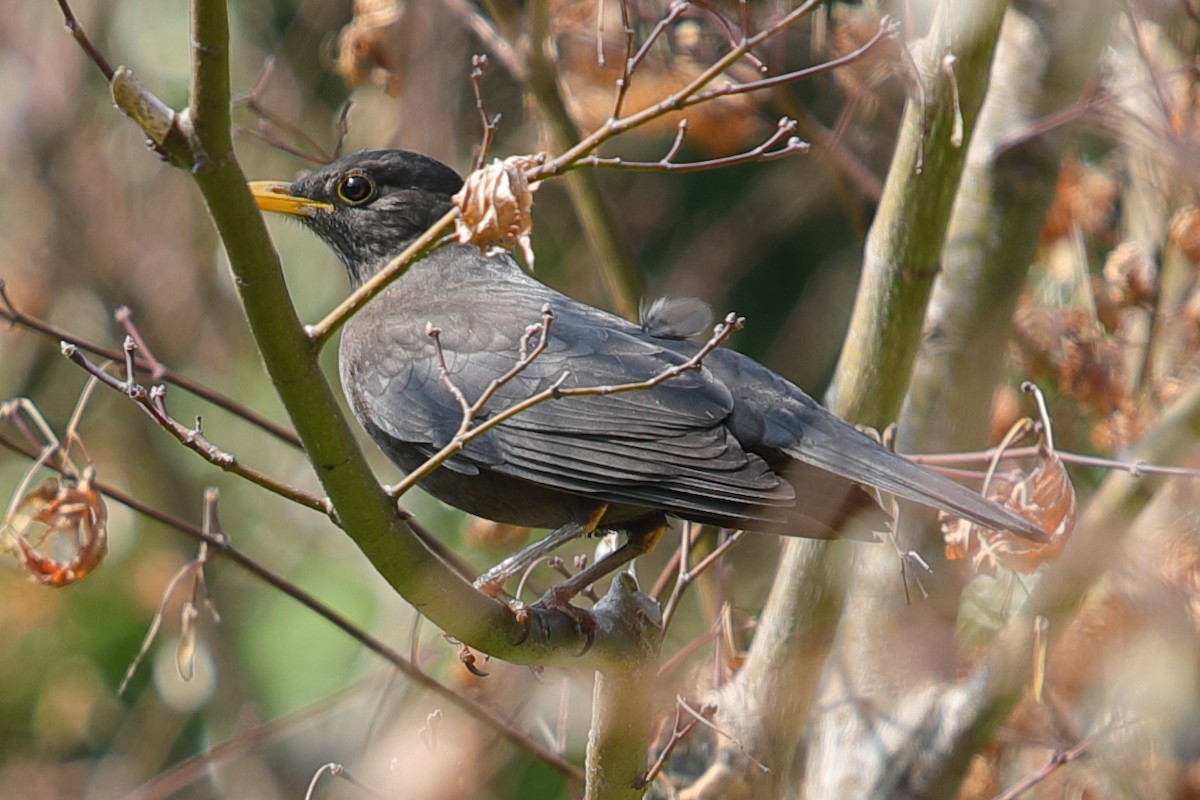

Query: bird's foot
left=474, top=576, right=532, bottom=624
left=532, top=587, right=596, bottom=656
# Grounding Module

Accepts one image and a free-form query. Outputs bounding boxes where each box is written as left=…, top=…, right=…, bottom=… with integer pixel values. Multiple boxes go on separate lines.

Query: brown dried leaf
left=5, top=470, right=108, bottom=587
left=1169, top=205, right=1200, bottom=265
left=1101, top=241, right=1156, bottom=309
left=943, top=448, right=1077, bottom=575
left=336, top=0, right=406, bottom=96
left=452, top=156, right=542, bottom=267
left=1040, top=157, right=1119, bottom=243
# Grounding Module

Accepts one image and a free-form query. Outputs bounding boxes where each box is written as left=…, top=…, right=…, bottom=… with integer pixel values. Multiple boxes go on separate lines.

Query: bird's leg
left=473, top=504, right=607, bottom=600
left=536, top=516, right=666, bottom=611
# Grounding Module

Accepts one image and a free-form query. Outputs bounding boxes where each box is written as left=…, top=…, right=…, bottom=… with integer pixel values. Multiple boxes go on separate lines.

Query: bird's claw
left=534, top=586, right=596, bottom=656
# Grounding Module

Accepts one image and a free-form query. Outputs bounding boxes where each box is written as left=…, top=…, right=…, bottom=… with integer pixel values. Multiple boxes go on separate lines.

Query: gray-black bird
left=250, top=149, right=1046, bottom=603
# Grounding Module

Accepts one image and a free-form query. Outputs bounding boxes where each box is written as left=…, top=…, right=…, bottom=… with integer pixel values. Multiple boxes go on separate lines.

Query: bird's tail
left=785, top=430, right=1048, bottom=543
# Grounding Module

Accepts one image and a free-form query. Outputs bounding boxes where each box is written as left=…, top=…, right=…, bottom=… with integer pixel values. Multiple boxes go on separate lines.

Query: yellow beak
left=248, top=181, right=334, bottom=217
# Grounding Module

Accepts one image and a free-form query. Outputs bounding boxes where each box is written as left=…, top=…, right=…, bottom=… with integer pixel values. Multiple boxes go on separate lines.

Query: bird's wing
left=347, top=304, right=802, bottom=524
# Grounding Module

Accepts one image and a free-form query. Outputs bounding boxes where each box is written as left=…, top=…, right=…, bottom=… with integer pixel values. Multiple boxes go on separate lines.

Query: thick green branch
left=97, top=0, right=651, bottom=671
left=693, top=2, right=1012, bottom=796
left=825, top=2, right=1010, bottom=426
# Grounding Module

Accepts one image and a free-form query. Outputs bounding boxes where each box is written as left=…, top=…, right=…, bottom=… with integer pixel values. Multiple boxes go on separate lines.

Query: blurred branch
left=690, top=1, right=1012, bottom=795
left=233, top=59, right=351, bottom=164
left=816, top=3, right=1118, bottom=795
left=442, top=0, right=527, bottom=79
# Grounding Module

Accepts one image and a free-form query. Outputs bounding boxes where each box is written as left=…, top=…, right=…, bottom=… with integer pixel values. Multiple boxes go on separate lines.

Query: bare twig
left=677, top=695, right=769, bottom=773
left=527, top=5, right=894, bottom=181
left=636, top=703, right=700, bottom=789
left=690, top=0, right=768, bottom=73
left=911, top=443, right=1200, bottom=480
left=990, top=718, right=1148, bottom=800
left=114, top=306, right=165, bottom=380
left=660, top=530, right=745, bottom=631
left=578, top=116, right=809, bottom=173
left=54, top=0, right=114, bottom=80
left=469, top=54, right=501, bottom=169
left=0, top=280, right=301, bottom=447
left=62, top=341, right=330, bottom=514
left=613, top=1, right=688, bottom=120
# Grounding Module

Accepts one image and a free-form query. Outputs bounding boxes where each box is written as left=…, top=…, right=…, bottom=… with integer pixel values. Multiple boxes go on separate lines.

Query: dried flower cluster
left=452, top=155, right=542, bottom=267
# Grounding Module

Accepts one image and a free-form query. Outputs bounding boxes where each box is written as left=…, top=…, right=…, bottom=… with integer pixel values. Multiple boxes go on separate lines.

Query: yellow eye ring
left=337, top=173, right=375, bottom=205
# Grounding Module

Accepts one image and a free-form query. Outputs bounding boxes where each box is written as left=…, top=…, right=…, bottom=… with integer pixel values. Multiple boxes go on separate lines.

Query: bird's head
left=249, top=149, right=464, bottom=285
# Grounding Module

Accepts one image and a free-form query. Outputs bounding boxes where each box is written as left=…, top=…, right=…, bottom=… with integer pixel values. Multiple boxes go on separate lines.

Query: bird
left=249, top=149, right=1046, bottom=609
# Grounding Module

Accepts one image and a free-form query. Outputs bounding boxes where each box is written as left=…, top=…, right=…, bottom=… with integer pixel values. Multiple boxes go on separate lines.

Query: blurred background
left=1, top=1, right=1198, bottom=798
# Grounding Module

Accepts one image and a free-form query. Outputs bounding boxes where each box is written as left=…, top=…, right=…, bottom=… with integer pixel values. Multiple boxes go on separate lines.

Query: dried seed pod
left=5, top=468, right=108, bottom=587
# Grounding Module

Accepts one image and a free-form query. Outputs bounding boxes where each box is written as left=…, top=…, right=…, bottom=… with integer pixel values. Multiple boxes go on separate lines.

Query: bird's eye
left=337, top=173, right=375, bottom=205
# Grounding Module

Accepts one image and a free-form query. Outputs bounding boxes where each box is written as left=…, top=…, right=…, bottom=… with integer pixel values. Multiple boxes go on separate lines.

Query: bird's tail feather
left=785, top=435, right=1048, bottom=543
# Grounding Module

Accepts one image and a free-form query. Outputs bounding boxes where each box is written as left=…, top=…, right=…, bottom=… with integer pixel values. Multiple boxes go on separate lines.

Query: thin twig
left=528, top=2, right=889, bottom=181
left=54, top=0, right=114, bottom=80
left=62, top=342, right=329, bottom=514
left=911, top=443, right=1200, bottom=479
left=660, top=530, right=745, bottom=631
left=306, top=209, right=460, bottom=348
left=635, top=704, right=699, bottom=789
left=677, top=695, right=769, bottom=773
left=469, top=54, right=501, bottom=169
left=990, top=717, right=1148, bottom=800
left=0, top=280, right=301, bottom=447
left=579, top=116, right=809, bottom=173
left=613, top=1, right=687, bottom=120
left=690, top=0, right=768, bottom=73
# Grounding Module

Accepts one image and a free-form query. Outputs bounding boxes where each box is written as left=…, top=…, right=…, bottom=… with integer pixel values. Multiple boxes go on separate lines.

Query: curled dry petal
left=943, top=449, right=1077, bottom=575
left=452, top=156, right=542, bottom=268
left=4, top=470, right=108, bottom=587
